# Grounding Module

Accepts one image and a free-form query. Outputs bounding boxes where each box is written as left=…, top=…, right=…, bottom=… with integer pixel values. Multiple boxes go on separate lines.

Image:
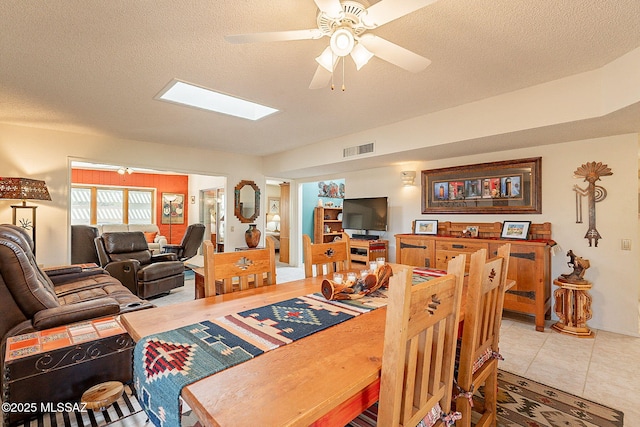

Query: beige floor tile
left=619, top=407, right=640, bottom=427
left=524, top=362, right=587, bottom=396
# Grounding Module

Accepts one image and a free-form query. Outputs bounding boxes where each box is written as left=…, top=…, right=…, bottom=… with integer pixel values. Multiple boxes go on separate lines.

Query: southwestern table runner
left=134, top=272, right=436, bottom=427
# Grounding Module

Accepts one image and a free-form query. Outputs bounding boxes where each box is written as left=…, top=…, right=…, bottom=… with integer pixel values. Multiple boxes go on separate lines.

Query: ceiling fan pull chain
left=342, top=57, right=346, bottom=91
left=331, top=62, right=335, bottom=90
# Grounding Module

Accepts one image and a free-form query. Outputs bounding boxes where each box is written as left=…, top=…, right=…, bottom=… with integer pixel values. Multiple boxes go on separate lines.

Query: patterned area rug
left=495, top=370, right=624, bottom=427
left=9, top=370, right=623, bottom=427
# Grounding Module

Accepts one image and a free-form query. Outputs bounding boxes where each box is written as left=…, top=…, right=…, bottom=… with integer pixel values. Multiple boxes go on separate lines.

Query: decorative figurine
left=572, top=161, right=612, bottom=247
left=558, top=250, right=590, bottom=284
left=552, top=249, right=594, bottom=337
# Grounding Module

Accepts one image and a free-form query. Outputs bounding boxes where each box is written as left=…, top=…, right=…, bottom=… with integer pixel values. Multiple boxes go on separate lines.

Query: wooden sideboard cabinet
left=395, top=222, right=553, bottom=331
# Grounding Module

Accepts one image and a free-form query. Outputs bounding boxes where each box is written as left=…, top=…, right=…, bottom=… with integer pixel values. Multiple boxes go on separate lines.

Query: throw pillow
left=144, top=231, right=157, bottom=243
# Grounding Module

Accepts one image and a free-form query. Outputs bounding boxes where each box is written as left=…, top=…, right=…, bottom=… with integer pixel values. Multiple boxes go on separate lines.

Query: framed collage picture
left=421, top=157, right=541, bottom=214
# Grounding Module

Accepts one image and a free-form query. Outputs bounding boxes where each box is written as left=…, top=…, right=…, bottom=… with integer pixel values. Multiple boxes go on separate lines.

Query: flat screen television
left=341, top=197, right=388, bottom=238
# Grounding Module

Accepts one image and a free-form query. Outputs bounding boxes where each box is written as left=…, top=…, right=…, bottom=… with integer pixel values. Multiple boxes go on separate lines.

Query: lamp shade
left=316, top=46, right=338, bottom=72
left=350, top=43, right=374, bottom=70
left=0, top=178, right=51, bottom=201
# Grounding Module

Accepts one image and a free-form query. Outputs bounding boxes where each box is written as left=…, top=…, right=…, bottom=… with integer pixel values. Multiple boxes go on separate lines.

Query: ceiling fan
left=225, top=0, right=436, bottom=89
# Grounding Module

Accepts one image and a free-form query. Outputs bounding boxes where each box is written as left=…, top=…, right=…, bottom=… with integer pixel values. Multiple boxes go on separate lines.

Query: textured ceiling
left=1, top=0, right=640, bottom=157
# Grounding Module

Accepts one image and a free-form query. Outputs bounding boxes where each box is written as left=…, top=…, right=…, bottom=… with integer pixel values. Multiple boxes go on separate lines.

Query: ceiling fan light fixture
left=315, top=46, right=338, bottom=72
left=330, top=28, right=355, bottom=57
left=350, top=42, right=374, bottom=70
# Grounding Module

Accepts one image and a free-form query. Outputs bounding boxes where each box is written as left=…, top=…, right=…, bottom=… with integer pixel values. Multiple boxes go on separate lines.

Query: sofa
left=0, top=224, right=153, bottom=424
left=97, top=223, right=167, bottom=253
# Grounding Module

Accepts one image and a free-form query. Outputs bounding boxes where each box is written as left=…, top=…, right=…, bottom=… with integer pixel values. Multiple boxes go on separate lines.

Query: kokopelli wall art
left=572, top=161, right=613, bottom=247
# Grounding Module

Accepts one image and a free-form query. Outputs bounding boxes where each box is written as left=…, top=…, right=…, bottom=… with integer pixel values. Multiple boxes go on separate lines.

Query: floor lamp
left=0, top=177, right=51, bottom=256
left=164, top=194, right=178, bottom=244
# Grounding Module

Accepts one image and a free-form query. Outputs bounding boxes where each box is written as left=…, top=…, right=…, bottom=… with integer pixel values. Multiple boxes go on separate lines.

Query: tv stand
left=352, top=234, right=379, bottom=240
left=350, top=239, right=388, bottom=264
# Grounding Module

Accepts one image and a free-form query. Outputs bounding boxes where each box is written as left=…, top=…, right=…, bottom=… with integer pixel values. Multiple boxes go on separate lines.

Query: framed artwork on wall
left=161, top=193, right=185, bottom=224
left=268, top=197, right=280, bottom=215
left=421, top=157, right=542, bottom=214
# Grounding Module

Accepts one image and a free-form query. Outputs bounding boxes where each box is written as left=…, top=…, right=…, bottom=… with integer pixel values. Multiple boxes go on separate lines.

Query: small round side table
left=81, top=381, right=124, bottom=411
left=551, top=278, right=594, bottom=338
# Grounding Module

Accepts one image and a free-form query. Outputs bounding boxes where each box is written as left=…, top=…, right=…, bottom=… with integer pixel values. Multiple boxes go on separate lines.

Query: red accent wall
left=72, top=169, right=189, bottom=244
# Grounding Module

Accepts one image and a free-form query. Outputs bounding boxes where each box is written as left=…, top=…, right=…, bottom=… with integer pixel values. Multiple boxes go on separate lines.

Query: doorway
left=200, top=188, right=225, bottom=253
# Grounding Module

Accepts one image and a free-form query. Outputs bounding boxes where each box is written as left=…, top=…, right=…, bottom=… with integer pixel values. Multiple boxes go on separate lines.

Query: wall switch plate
left=621, top=239, right=631, bottom=251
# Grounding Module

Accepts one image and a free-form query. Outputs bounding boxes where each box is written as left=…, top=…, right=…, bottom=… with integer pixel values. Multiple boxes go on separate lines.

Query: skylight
left=156, top=80, right=278, bottom=121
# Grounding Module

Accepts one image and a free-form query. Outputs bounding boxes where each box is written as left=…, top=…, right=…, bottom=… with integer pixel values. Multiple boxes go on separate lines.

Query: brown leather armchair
left=0, top=224, right=153, bottom=423
left=95, top=231, right=185, bottom=299
left=162, top=223, right=206, bottom=261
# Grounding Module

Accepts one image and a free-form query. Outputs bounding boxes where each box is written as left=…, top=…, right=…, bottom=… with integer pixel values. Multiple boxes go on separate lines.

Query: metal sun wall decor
left=572, top=161, right=613, bottom=247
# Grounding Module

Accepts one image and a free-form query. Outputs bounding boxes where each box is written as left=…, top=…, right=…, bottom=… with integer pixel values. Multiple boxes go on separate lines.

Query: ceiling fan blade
left=225, top=29, right=323, bottom=44
left=359, top=34, right=431, bottom=73
left=362, top=0, right=438, bottom=27
left=309, top=65, right=333, bottom=90
left=314, top=0, right=344, bottom=19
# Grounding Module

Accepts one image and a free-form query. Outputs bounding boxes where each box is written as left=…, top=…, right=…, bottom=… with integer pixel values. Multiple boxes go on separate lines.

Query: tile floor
left=499, top=315, right=639, bottom=425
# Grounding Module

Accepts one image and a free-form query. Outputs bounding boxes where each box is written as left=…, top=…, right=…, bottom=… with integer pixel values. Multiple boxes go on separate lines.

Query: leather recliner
left=0, top=224, right=153, bottom=422
left=71, top=224, right=100, bottom=264
left=95, top=231, right=185, bottom=299
left=162, top=223, right=206, bottom=261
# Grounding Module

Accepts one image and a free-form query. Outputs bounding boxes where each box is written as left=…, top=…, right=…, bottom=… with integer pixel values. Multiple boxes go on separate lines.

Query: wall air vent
left=343, top=142, right=374, bottom=158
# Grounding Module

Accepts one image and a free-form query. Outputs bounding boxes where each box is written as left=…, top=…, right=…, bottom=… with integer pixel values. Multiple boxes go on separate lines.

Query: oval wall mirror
left=234, top=180, right=260, bottom=223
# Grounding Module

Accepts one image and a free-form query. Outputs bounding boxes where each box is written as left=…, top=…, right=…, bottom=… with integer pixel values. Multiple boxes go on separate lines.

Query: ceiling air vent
left=343, top=142, right=374, bottom=158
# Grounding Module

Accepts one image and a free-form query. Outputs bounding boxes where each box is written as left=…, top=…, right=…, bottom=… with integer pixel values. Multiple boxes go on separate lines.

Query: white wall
left=0, top=123, right=265, bottom=265
left=298, top=134, right=639, bottom=336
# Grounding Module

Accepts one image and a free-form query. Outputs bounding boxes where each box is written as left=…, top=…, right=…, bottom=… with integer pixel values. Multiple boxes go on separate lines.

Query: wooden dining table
left=120, top=264, right=467, bottom=426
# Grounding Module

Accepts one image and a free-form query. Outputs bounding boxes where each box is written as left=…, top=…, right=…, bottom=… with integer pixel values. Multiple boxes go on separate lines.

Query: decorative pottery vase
left=245, top=224, right=261, bottom=248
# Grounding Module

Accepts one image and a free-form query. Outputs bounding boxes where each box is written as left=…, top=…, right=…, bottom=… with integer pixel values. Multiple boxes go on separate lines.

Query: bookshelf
left=313, top=206, right=343, bottom=243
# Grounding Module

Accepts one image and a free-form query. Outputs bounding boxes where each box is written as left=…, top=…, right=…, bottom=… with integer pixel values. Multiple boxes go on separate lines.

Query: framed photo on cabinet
left=413, top=219, right=438, bottom=235
left=501, top=220, right=531, bottom=240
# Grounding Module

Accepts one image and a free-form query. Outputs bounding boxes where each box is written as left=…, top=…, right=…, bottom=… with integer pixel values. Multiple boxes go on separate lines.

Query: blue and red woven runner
left=134, top=271, right=439, bottom=427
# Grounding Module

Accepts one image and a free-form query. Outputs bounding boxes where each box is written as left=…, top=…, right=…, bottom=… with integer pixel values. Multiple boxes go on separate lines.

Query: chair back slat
left=302, top=233, right=351, bottom=278
left=378, top=254, right=465, bottom=427
left=456, top=244, right=511, bottom=427
left=203, top=237, right=276, bottom=297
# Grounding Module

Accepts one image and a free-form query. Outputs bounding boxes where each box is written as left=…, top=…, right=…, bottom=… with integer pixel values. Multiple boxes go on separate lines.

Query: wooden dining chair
left=350, top=254, right=466, bottom=427
left=454, top=244, right=511, bottom=427
left=202, top=236, right=277, bottom=297
left=302, top=232, right=351, bottom=278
